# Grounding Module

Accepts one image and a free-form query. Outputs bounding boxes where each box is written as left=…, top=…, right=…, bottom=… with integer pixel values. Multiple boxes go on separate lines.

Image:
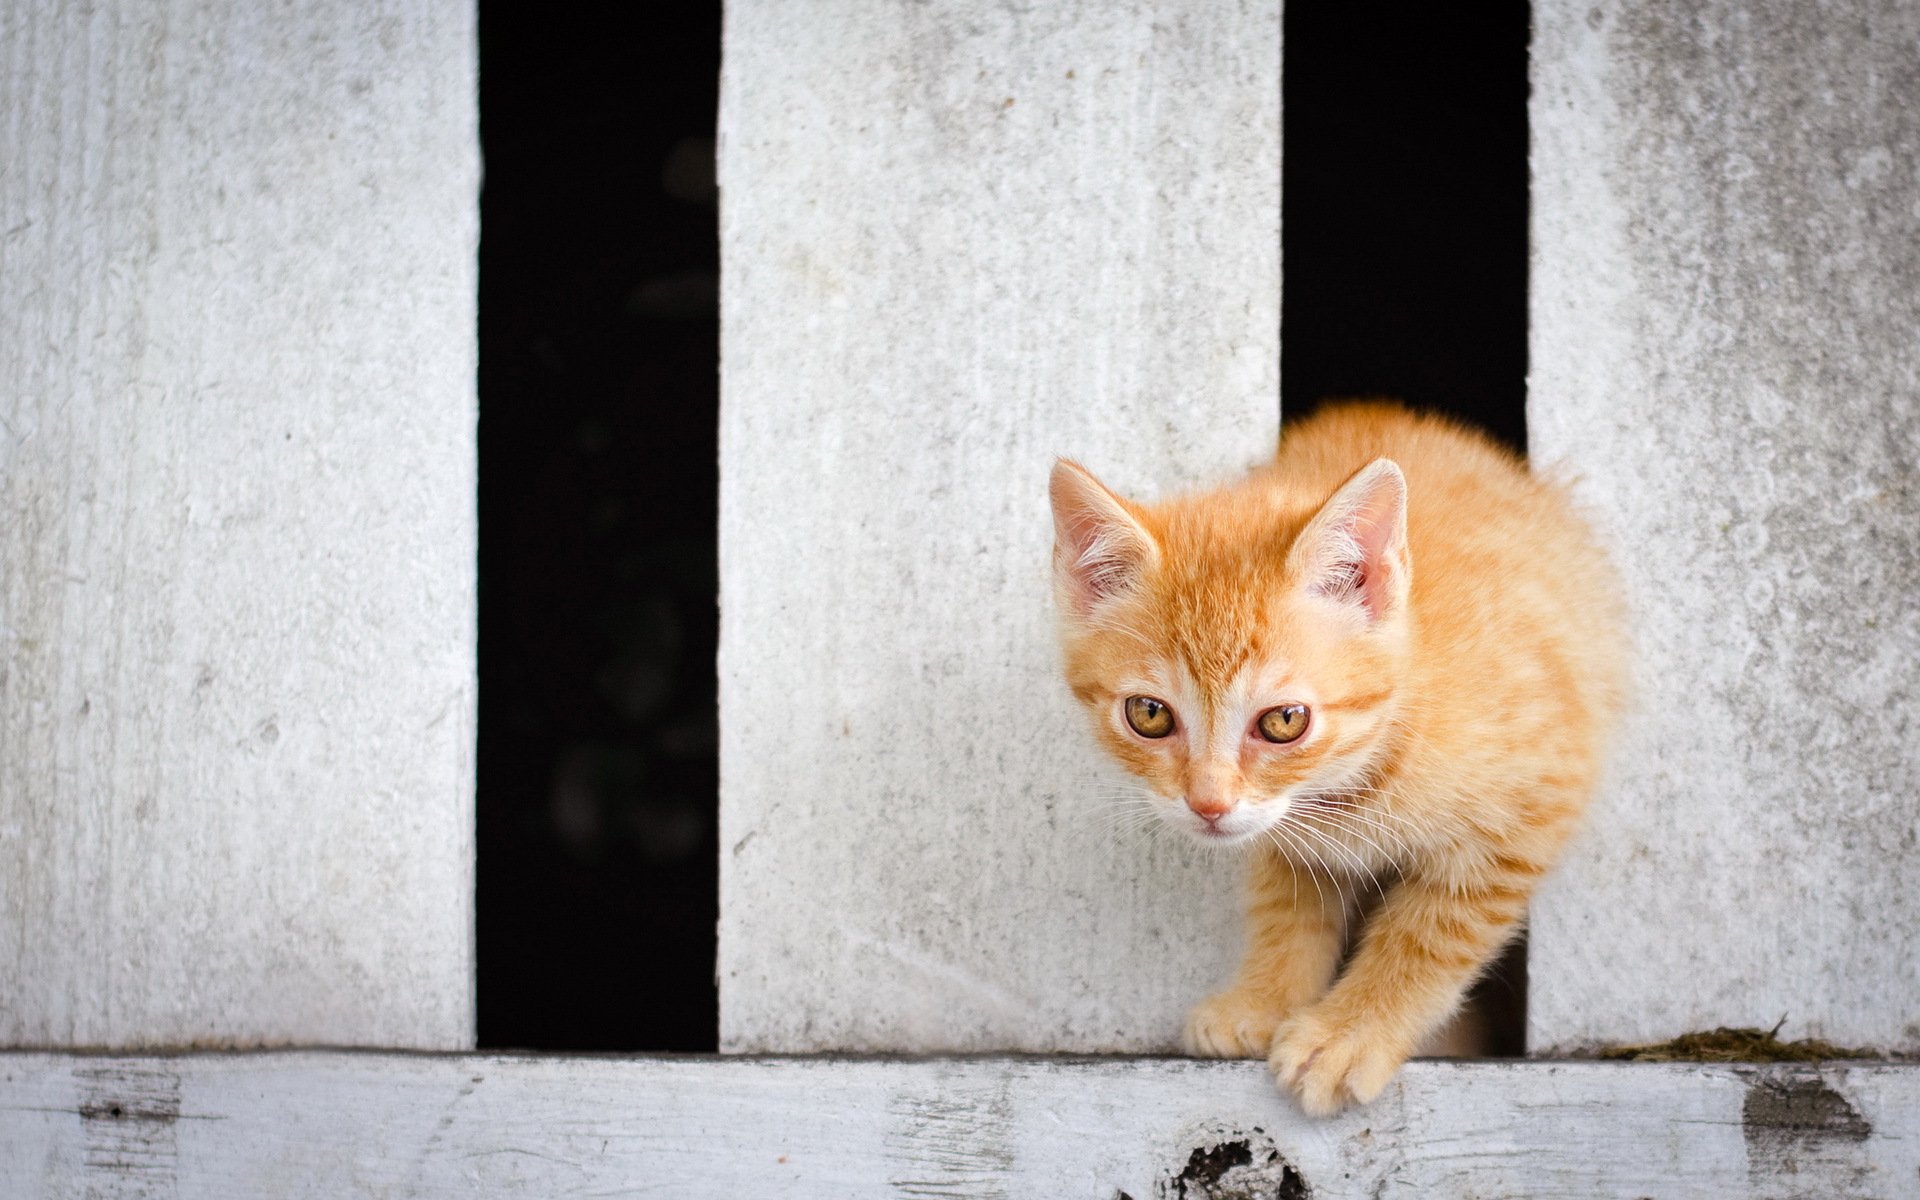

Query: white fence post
left=719, top=0, right=1281, bottom=1052
left=0, top=0, right=478, bottom=1049
left=1529, top=0, right=1920, bottom=1051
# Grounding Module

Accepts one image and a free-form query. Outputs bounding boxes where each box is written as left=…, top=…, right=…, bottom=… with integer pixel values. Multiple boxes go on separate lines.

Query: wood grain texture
left=4, top=1052, right=1919, bottom=1197
left=0, top=0, right=478, bottom=1049
left=1528, top=0, right=1920, bottom=1052
left=719, top=0, right=1282, bottom=1053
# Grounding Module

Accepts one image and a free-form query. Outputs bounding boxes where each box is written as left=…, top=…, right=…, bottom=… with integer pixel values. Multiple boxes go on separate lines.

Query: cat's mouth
left=1180, top=811, right=1271, bottom=846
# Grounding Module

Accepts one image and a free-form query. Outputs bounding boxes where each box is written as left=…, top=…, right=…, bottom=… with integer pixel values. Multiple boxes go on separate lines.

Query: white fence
left=1528, top=0, right=1920, bottom=1050
left=3, top=0, right=1916, bottom=1194
left=0, top=0, right=477, bottom=1051
left=718, top=0, right=1279, bottom=1055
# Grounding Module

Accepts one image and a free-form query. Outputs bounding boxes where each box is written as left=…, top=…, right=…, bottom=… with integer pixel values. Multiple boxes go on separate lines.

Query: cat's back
left=1268, top=401, right=1527, bottom=513
left=1270, top=402, right=1626, bottom=756
left=1269, top=402, right=1604, bottom=603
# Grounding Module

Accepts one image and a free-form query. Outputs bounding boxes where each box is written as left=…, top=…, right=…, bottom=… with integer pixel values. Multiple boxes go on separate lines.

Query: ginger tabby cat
left=1049, top=402, right=1625, bottom=1115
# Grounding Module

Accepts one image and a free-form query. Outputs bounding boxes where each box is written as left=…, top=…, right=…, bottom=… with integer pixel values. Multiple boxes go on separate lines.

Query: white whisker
left=1300, top=809, right=1401, bottom=866
left=1264, top=822, right=1331, bottom=914
left=1284, top=814, right=1387, bottom=901
left=1297, top=801, right=1416, bottom=860
left=1312, top=783, right=1443, bottom=843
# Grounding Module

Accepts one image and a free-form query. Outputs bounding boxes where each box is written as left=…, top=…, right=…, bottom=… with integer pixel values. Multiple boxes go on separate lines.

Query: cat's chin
left=1194, top=831, right=1256, bottom=849
left=1176, top=821, right=1267, bottom=850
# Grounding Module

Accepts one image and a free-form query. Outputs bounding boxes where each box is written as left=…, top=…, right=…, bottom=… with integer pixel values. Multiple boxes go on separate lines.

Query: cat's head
left=1049, top=457, right=1413, bottom=848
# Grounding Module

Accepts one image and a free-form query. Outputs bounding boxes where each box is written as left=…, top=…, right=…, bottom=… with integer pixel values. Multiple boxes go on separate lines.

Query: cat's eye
left=1123, top=695, right=1176, bottom=738
left=1256, top=704, right=1310, bottom=744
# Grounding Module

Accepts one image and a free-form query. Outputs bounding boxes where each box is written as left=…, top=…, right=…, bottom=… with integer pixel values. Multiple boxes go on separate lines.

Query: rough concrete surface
left=1529, top=0, right=1920, bottom=1051
left=719, top=0, right=1281, bottom=1051
left=0, top=1, right=479, bottom=1048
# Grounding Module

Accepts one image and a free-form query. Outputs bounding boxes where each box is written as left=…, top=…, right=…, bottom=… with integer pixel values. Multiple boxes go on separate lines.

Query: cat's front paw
left=1268, top=1008, right=1410, bottom=1116
left=1181, top=990, right=1283, bottom=1059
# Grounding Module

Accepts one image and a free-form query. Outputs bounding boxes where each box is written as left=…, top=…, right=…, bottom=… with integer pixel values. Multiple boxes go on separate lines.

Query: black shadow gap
left=478, top=0, right=721, bottom=1052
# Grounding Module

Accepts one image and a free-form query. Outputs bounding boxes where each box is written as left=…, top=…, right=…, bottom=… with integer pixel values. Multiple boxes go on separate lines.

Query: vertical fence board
left=0, top=0, right=478, bottom=1049
left=719, top=1, right=1281, bottom=1051
left=1529, top=0, right=1920, bottom=1050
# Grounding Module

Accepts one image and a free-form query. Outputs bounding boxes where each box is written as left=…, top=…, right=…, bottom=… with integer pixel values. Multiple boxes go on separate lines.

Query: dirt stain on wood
left=1741, top=1072, right=1872, bottom=1195
left=76, top=1063, right=181, bottom=1186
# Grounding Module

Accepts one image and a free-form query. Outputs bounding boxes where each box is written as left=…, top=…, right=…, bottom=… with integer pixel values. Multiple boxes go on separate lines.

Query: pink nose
left=1186, top=795, right=1234, bottom=821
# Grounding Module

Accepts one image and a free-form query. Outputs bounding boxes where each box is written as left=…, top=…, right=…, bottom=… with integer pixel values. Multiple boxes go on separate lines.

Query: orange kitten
left=1049, top=402, right=1625, bottom=1115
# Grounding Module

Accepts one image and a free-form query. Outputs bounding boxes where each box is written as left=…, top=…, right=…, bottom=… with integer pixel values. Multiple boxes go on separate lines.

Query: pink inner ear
left=1057, top=506, right=1147, bottom=614
left=1312, top=556, right=1368, bottom=606
left=1352, top=529, right=1394, bottom=620
left=1307, top=463, right=1406, bottom=622
left=1050, top=462, right=1151, bottom=616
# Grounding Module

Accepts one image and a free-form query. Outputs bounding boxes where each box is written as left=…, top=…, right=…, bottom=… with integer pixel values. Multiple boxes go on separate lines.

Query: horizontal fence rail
left=4, top=1053, right=1919, bottom=1198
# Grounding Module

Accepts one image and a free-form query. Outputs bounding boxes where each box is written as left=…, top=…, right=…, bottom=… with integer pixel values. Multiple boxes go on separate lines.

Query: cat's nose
left=1186, top=794, right=1235, bottom=820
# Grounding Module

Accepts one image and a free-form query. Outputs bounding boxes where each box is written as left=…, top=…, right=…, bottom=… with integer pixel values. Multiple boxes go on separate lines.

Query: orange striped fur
left=1049, top=402, right=1626, bottom=1115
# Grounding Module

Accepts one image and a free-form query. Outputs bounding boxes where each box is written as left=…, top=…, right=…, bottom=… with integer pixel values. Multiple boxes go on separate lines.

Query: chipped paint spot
left=1742, top=1072, right=1872, bottom=1194
left=1159, top=1129, right=1309, bottom=1200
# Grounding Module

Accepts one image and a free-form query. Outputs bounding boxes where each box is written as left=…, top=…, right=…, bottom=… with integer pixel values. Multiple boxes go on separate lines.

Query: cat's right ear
left=1049, top=460, right=1158, bottom=618
left=1288, top=457, right=1410, bottom=624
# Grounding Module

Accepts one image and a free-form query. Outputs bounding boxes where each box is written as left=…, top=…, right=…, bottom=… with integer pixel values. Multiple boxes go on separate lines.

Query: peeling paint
left=1159, top=1129, right=1309, bottom=1200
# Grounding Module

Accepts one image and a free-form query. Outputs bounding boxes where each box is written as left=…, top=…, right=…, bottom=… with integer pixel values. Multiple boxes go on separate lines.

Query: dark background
left=1284, top=4, right=1529, bottom=449
left=477, top=1, right=722, bottom=1051
left=476, top=2, right=1527, bottom=1052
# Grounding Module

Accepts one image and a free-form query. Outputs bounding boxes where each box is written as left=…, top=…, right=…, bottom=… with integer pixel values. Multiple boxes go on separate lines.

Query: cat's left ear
left=1289, top=458, right=1410, bottom=623
left=1049, top=460, right=1159, bottom=618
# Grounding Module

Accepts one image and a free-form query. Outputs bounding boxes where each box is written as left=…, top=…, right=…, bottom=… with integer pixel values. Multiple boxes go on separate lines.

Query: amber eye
left=1124, top=696, right=1176, bottom=738
left=1256, top=704, right=1310, bottom=744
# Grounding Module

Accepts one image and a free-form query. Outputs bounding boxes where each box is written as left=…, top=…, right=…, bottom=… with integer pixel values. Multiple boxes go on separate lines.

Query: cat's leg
left=1182, top=847, right=1347, bottom=1059
left=1268, top=864, right=1535, bottom=1115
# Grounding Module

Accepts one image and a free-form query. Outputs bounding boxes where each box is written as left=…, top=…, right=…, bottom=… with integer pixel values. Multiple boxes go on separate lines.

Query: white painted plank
left=1527, top=1, right=1920, bottom=1051
left=0, top=1, right=478, bottom=1048
left=3, top=1053, right=1918, bottom=1197
left=719, top=1, right=1282, bottom=1053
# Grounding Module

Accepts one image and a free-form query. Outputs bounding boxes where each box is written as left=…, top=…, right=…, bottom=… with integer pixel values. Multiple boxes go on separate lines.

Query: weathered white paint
left=1528, top=1, right=1920, bottom=1051
left=0, top=2, right=478, bottom=1048
left=3, top=1053, right=1917, bottom=1197
left=719, top=2, right=1282, bottom=1052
